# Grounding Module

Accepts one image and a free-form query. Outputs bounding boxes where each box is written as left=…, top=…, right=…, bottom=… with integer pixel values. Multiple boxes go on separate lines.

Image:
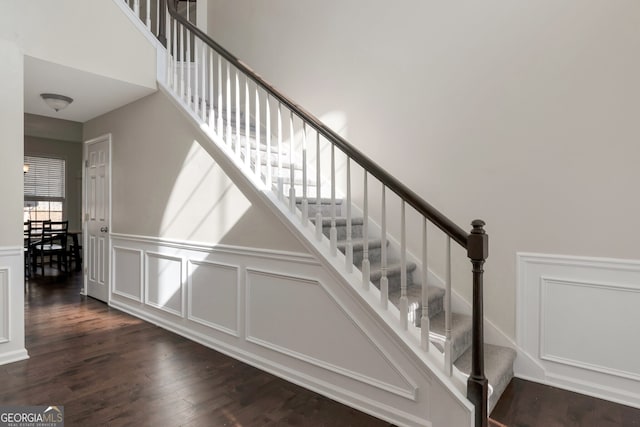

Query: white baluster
left=400, top=201, right=408, bottom=330
left=145, top=0, right=150, bottom=28
left=156, top=0, right=160, bottom=35
left=255, top=87, right=261, bottom=179
left=245, top=79, right=250, bottom=168
left=288, top=112, right=296, bottom=213
left=277, top=103, right=284, bottom=201
left=421, top=217, right=430, bottom=351
left=166, top=16, right=172, bottom=89
left=225, top=63, right=231, bottom=146
left=315, top=133, right=322, bottom=241
left=234, top=71, right=240, bottom=155
left=301, top=123, right=308, bottom=223
left=266, top=95, right=272, bottom=186
left=186, top=27, right=191, bottom=106
left=179, top=23, right=185, bottom=100
left=345, top=158, right=353, bottom=273
left=217, top=55, right=223, bottom=136
left=208, top=48, right=214, bottom=128
left=193, top=37, right=198, bottom=115
left=201, top=44, right=206, bottom=121
left=362, top=171, right=370, bottom=288
left=329, top=144, right=337, bottom=255
left=172, top=19, right=177, bottom=91
left=134, top=0, right=140, bottom=17
left=444, top=236, right=452, bottom=376
left=380, top=186, right=388, bottom=309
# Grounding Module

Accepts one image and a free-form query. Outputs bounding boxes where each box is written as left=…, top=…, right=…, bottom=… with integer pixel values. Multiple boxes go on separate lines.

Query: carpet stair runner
left=301, top=198, right=517, bottom=412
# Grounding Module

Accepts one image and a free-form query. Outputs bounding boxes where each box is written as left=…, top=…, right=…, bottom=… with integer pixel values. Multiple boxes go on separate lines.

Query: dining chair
left=32, top=220, right=68, bottom=275
left=24, top=221, right=30, bottom=279
left=26, top=220, right=49, bottom=275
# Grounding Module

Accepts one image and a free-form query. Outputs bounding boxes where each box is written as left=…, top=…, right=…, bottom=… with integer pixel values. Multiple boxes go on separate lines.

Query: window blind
left=24, top=155, right=66, bottom=200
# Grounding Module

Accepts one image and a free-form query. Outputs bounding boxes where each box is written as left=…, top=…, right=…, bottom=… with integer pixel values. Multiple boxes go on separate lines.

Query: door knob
left=100, top=226, right=109, bottom=233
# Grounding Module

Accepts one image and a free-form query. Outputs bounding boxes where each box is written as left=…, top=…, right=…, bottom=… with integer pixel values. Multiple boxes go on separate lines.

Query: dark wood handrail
left=165, top=0, right=468, bottom=248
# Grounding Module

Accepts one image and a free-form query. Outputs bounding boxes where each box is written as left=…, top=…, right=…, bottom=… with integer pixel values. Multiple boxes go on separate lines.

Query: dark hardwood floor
left=491, top=378, right=640, bottom=427
left=3, top=269, right=391, bottom=426
left=5, top=269, right=639, bottom=426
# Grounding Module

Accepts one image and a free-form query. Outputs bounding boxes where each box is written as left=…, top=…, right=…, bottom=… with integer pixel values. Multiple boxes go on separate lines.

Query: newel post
left=157, top=0, right=167, bottom=46
left=467, top=219, right=489, bottom=427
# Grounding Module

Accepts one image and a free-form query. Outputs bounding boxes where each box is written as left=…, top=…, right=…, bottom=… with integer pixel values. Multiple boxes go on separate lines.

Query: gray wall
left=83, top=89, right=306, bottom=252
left=24, top=114, right=83, bottom=231
left=207, top=0, right=640, bottom=339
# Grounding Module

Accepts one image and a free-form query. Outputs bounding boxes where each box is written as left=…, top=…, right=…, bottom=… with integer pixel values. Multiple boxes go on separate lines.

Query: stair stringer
left=158, top=83, right=475, bottom=427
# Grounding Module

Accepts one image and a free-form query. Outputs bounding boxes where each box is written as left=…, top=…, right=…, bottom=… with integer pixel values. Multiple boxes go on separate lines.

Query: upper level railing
left=130, top=1, right=489, bottom=425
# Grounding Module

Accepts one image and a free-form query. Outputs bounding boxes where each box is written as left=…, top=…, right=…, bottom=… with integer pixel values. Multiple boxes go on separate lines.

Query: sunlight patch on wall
left=159, top=140, right=251, bottom=243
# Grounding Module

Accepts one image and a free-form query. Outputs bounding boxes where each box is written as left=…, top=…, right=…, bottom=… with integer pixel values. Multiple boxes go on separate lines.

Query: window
left=23, top=155, right=66, bottom=222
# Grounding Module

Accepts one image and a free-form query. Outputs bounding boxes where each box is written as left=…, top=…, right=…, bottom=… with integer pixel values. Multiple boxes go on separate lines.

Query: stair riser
left=322, top=223, right=364, bottom=240
left=344, top=244, right=382, bottom=266
left=432, top=327, right=472, bottom=363
left=304, top=203, right=344, bottom=217
left=372, top=270, right=416, bottom=294
left=413, top=297, right=445, bottom=325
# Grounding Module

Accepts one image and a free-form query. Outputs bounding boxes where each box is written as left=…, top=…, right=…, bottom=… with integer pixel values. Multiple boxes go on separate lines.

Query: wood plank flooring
left=6, top=269, right=640, bottom=426
left=491, top=378, right=640, bottom=427
left=2, top=270, right=391, bottom=426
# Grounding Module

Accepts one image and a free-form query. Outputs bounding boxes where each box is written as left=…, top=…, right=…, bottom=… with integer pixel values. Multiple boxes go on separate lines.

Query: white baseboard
left=0, top=348, right=28, bottom=366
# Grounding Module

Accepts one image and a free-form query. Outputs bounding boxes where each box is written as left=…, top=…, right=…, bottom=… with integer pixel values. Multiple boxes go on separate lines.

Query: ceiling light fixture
left=40, top=93, right=74, bottom=112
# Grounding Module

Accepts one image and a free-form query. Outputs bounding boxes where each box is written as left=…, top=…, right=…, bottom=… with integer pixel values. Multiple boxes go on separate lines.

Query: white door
left=84, top=135, right=111, bottom=303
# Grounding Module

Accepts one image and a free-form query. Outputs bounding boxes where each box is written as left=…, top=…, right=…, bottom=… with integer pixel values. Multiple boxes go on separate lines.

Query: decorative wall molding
left=0, top=247, right=22, bottom=257
left=540, top=276, right=640, bottom=382
left=0, top=268, right=9, bottom=343
left=144, top=251, right=184, bottom=317
left=0, top=248, right=27, bottom=366
left=187, top=260, right=240, bottom=337
left=516, top=252, right=640, bottom=409
left=112, top=246, right=143, bottom=302
left=110, top=232, right=317, bottom=264
left=245, top=267, right=419, bottom=401
left=106, top=234, right=464, bottom=426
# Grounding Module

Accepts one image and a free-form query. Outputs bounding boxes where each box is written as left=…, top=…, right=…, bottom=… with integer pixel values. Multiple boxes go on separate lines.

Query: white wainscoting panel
left=0, top=268, right=9, bottom=343
left=517, top=253, right=640, bottom=409
left=112, top=246, right=143, bottom=302
left=0, top=248, right=28, bottom=366
left=246, top=268, right=417, bottom=399
left=108, top=233, right=473, bottom=427
left=541, top=277, right=640, bottom=380
left=187, top=260, right=239, bottom=337
left=145, top=252, right=183, bottom=317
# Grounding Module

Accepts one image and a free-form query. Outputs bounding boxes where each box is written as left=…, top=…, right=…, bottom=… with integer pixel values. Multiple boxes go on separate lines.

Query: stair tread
left=311, top=216, right=363, bottom=226
left=454, top=343, right=517, bottom=412
left=388, top=284, right=444, bottom=307
left=337, top=238, right=384, bottom=250
left=368, top=261, right=417, bottom=279
left=429, top=311, right=473, bottom=362
left=250, top=153, right=301, bottom=170
left=274, top=176, right=317, bottom=186
left=297, top=197, right=343, bottom=205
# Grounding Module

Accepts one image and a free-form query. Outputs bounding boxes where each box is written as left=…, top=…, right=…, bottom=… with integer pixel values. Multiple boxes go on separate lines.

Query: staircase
left=246, top=135, right=516, bottom=413
left=299, top=166, right=516, bottom=413
left=120, top=1, right=517, bottom=425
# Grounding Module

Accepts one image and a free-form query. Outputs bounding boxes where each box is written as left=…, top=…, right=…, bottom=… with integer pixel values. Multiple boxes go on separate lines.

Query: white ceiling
left=24, top=56, right=156, bottom=123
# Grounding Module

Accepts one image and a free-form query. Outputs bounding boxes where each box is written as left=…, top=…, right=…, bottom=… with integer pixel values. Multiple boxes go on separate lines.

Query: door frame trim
left=82, top=133, right=112, bottom=300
